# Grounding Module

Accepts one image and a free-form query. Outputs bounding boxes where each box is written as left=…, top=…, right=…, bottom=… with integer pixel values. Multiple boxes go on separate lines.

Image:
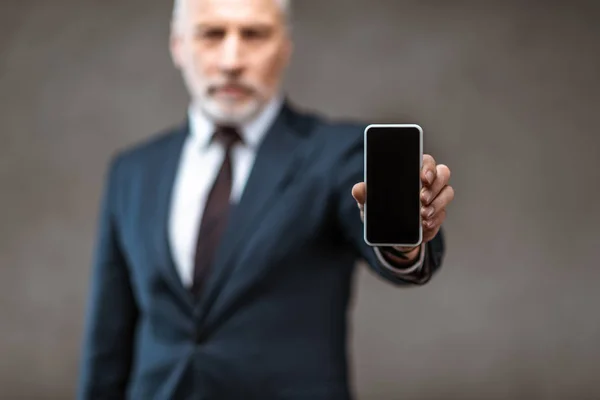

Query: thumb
left=351, top=182, right=366, bottom=205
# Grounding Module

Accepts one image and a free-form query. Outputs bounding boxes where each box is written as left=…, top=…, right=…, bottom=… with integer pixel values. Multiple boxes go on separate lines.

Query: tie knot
left=212, top=126, right=242, bottom=149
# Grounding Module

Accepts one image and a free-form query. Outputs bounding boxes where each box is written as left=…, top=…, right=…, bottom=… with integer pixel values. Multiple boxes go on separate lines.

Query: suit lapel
left=195, top=104, right=308, bottom=319
left=150, top=123, right=195, bottom=312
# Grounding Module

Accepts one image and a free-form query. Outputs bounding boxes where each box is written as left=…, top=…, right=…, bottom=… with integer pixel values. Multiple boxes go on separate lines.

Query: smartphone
left=363, top=124, right=423, bottom=247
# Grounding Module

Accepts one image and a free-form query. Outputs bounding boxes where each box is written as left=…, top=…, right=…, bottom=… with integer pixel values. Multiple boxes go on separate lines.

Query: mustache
left=207, top=81, right=257, bottom=94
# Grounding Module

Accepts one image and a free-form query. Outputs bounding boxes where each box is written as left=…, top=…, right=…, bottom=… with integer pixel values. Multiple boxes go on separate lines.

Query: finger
left=423, top=209, right=446, bottom=232
left=352, top=182, right=366, bottom=205
left=421, top=154, right=436, bottom=186
left=421, top=164, right=451, bottom=205
left=421, top=185, right=454, bottom=220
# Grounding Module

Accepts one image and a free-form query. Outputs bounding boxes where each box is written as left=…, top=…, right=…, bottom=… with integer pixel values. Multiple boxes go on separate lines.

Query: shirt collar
left=188, top=94, right=284, bottom=150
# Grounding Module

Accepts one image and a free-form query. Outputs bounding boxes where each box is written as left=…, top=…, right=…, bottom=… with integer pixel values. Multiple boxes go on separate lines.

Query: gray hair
left=172, top=0, right=292, bottom=27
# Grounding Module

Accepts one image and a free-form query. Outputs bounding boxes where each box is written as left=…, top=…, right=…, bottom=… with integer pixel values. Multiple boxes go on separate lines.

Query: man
left=77, top=0, right=454, bottom=398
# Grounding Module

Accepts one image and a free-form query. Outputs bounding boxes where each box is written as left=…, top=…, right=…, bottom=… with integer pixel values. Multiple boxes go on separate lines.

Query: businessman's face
left=170, top=0, right=292, bottom=125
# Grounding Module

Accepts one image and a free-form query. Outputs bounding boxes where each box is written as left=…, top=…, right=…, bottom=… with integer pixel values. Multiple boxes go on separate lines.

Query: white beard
left=199, top=96, right=264, bottom=126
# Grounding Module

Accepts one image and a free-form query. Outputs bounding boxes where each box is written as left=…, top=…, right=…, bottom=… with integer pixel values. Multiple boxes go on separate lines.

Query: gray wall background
left=1, top=0, right=599, bottom=399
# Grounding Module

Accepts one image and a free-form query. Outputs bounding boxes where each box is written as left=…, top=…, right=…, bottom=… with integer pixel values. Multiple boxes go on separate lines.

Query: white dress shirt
left=168, top=96, right=424, bottom=287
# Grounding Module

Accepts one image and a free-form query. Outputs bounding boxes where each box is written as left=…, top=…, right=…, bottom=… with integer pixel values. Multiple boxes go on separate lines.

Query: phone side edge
left=417, top=124, right=423, bottom=246
left=363, top=125, right=371, bottom=246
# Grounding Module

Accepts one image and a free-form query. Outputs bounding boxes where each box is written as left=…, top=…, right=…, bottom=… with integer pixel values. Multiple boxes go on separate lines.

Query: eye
left=241, top=27, right=271, bottom=41
left=198, top=27, right=225, bottom=41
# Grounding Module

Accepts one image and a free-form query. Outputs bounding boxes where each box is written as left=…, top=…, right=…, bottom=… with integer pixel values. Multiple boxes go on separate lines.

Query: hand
left=351, top=154, right=454, bottom=246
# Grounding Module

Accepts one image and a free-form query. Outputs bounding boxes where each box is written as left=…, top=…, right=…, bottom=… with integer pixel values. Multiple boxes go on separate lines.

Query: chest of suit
left=112, top=110, right=355, bottom=329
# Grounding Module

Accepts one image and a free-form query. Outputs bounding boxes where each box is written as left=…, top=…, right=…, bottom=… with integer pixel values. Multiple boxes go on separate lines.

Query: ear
left=282, top=36, right=293, bottom=67
left=169, top=28, right=183, bottom=69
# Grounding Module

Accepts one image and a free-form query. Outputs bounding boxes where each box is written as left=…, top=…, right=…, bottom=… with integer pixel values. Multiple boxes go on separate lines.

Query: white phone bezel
left=363, top=123, right=423, bottom=247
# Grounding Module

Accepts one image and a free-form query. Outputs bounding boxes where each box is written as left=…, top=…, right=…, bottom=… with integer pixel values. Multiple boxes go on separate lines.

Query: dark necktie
left=191, top=126, right=242, bottom=297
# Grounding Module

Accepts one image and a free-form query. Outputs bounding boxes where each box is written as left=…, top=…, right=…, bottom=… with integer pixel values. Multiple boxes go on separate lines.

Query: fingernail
left=426, top=171, right=434, bottom=184
left=421, top=206, right=434, bottom=218
left=422, top=190, right=430, bottom=203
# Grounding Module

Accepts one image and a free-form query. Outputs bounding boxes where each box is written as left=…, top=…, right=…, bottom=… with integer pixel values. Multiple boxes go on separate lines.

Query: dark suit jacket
left=77, top=103, right=445, bottom=400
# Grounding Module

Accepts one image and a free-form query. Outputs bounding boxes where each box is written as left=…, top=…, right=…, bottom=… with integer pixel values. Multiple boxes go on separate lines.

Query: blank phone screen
left=364, top=125, right=422, bottom=245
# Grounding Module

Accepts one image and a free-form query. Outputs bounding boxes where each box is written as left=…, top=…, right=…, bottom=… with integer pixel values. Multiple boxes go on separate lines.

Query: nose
left=219, top=33, right=244, bottom=75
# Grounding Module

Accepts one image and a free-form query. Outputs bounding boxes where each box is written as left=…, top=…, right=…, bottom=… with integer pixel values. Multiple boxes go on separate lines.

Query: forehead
left=187, top=0, right=283, bottom=24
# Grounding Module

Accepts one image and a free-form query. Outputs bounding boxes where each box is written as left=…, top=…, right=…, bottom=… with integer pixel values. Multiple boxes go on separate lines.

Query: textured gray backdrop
left=1, top=0, right=599, bottom=399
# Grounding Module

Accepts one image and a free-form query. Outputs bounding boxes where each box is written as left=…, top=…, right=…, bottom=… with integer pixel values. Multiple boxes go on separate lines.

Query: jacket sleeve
left=334, top=130, right=445, bottom=286
left=77, top=155, right=138, bottom=399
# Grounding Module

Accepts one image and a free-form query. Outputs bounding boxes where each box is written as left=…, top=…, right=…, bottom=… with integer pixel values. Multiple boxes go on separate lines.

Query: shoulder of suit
left=289, top=105, right=368, bottom=145
left=108, top=122, right=187, bottom=168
